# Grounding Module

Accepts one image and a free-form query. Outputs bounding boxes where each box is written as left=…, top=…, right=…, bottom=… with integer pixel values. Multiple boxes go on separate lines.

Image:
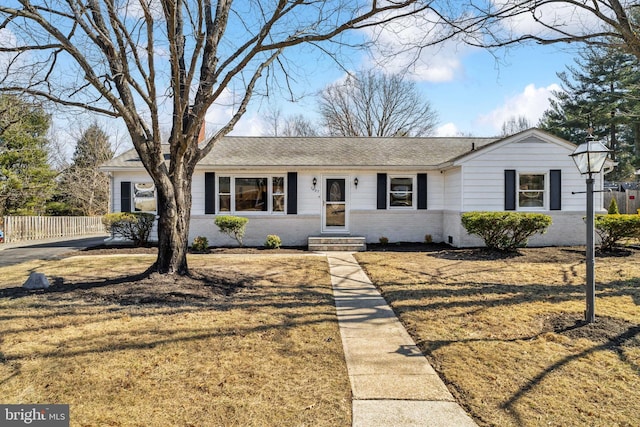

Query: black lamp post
left=570, top=138, right=610, bottom=323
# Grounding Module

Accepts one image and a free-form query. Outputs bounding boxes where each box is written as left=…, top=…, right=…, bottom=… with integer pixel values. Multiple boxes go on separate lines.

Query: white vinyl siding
left=459, top=137, right=592, bottom=212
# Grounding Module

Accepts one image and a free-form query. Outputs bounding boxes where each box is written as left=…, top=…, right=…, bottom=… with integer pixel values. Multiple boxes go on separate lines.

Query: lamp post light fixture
left=570, top=138, right=610, bottom=324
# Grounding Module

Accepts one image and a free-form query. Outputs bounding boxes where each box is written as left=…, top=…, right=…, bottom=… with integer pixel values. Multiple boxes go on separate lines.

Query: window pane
left=390, top=192, right=413, bottom=207
left=235, top=178, right=267, bottom=211
left=519, top=174, right=544, bottom=191
left=272, top=177, right=284, bottom=194
left=390, top=178, right=413, bottom=191
left=273, top=194, right=285, bottom=212
left=219, top=177, right=230, bottom=193
left=519, top=192, right=543, bottom=207
left=219, top=195, right=230, bottom=212
left=133, top=182, right=156, bottom=212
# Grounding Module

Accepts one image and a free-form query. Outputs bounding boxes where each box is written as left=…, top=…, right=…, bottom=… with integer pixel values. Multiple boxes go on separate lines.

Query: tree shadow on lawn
left=379, top=277, right=640, bottom=319
left=384, top=277, right=640, bottom=426
left=0, top=270, right=340, bottom=363
left=415, top=319, right=640, bottom=427
left=0, top=268, right=251, bottom=305
left=499, top=320, right=640, bottom=426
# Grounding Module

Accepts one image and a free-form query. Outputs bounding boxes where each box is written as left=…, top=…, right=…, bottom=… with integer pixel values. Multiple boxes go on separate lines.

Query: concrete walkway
left=326, top=252, right=478, bottom=427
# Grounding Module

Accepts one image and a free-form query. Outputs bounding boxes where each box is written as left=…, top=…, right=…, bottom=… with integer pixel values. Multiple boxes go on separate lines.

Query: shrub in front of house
left=461, top=211, right=552, bottom=251
left=379, top=236, right=389, bottom=245
left=264, top=234, right=282, bottom=249
left=595, top=214, right=640, bottom=251
left=214, top=215, right=249, bottom=247
left=102, top=212, right=155, bottom=246
left=191, top=236, right=209, bottom=253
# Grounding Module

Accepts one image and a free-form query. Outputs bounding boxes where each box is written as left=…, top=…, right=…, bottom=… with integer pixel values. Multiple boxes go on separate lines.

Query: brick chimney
left=198, top=120, right=206, bottom=144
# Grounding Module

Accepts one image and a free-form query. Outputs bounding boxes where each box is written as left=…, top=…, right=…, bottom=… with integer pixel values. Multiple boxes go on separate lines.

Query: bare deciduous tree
left=500, top=115, right=532, bottom=137
left=318, top=69, right=438, bottom=137
left=0, top=0, right=441, bottom=275
left=452, top=1, right=640, bottom=60
left=58, top=123, right=114, bottom=216
left=262, top=107, right=318, bottom=137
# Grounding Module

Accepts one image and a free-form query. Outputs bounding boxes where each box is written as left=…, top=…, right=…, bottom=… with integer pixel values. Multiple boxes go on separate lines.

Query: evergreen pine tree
left=539, top=44, right=640, bottom=181
left=0, top=95, right=55, bottom=215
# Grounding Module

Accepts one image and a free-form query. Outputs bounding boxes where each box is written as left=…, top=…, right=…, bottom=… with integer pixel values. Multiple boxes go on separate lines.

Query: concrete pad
left=350, top=374, right=454, bottom=400
left=353, top=400, right=478, bottom=427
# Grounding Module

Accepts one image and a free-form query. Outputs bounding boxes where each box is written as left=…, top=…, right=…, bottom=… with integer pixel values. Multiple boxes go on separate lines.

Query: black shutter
left=550, top=169, right=562, bottom=211
left=417, top=173, right=427, bottom=210
left=505, top=170, right=516, bottom=211
left=204, top=172, right=216, bottom=214
left=121, top=181, right=131, bottom=212
left=377, top=173, right=387, bottom=210
left=287, top=172, right=297, bottom=214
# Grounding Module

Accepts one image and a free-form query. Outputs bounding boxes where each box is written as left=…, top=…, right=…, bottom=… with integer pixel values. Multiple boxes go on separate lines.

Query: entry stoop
left=308, top=236, right=367, bottom=252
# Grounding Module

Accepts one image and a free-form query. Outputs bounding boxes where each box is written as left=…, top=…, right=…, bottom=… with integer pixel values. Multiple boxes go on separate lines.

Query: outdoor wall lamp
left=354, top=177, right=359, bottom=188
left=570, top=136, right=610, bottom=324
left=312, top=177, right=317, bottom=190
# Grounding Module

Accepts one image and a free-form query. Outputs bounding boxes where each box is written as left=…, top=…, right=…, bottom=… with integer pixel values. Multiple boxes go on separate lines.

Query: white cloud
left=360, top=8, right=471, bottom=83
left=491, top=0, right=608, bottom=39
left=477, top=83, right=561, bottom=132
left=0, top=28, right=23, bottom=71
left=204, top=89, right=265, bottom=137
left=436, top=123, right=459, bottom=137
left=228, top=113, right=264, bottom=136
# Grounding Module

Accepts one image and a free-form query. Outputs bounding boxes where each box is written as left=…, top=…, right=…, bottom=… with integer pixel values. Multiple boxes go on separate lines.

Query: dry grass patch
left=356, top=247, right=640, bottom=427
left=0, top=254, right=350, bottom=426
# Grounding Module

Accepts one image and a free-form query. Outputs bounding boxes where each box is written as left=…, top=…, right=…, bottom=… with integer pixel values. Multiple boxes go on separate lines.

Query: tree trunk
left=153, top=168, right=194, bottom=275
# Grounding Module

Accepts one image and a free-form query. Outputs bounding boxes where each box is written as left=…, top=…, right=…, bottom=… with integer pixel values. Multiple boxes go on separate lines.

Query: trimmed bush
left=607, top=197, right=620, bottom=214
left=595, top=214, right=640, bottom=251
left=102, top=212, right=155, bottom=246
left=461, top=211, right=552, bottom=251
left=191, top=236, right=209, bottom=253
left=264, top=234, right=282, bottom=249
left=379, top=236, right=389, bottom=245
left=214, top=215, right=249, bottom=246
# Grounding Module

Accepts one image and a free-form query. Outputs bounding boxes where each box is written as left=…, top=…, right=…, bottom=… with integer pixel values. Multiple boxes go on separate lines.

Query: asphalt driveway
left=0, top=236, right=107, bottom=267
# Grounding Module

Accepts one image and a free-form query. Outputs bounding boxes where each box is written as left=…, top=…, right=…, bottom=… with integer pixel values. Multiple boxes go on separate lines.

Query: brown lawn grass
left=356, top=247, right=640, bottom=427
left=0, top=254, right=350, bottom=427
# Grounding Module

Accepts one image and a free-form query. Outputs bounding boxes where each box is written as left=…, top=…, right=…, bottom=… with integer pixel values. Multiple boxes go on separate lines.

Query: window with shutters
left=389, top=176, right=414, bottom=208
left=217, top=175, right=285, bottom=214
left=518, top=173, right=545, bottom=209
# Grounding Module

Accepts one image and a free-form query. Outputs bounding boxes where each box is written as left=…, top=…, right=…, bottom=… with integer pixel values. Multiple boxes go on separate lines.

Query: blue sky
left=208, top=1, right=599, bottom=139
left=22, top=0, right=597, bottom=156
left=217, top=40, right=581, bottom=138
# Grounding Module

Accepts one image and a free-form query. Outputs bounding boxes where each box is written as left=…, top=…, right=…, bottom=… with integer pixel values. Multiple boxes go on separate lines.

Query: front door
left=322, top=177, right=348, bottom=232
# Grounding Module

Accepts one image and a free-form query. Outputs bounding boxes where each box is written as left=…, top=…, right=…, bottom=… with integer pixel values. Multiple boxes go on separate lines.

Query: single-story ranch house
left=100, top=128, right=609, bottom=248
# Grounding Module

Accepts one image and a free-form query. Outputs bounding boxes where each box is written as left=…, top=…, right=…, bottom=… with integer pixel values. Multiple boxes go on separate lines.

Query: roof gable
left=451, top=128, right=578, bottom=165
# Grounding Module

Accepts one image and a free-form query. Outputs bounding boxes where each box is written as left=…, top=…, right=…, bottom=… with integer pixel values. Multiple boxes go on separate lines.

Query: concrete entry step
left=308, top=236, right=366, bottom=252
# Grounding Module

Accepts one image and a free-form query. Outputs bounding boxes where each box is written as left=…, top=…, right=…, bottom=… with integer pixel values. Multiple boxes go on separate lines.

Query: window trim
left=216, top=175, right=286, bottom=214
left=517, top=172, right=547, bottom=211
left=388, top=175, right=415, bottom=209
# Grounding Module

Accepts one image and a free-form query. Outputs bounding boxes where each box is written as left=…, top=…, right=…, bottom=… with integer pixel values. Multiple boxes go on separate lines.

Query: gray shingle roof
left=102, top=136, right=500, bottom=169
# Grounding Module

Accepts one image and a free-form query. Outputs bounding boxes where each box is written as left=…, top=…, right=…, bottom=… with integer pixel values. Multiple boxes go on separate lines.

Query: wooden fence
left=2, top=216, right=106, bottom=243
left=603, top=190, right=640, bottom=214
